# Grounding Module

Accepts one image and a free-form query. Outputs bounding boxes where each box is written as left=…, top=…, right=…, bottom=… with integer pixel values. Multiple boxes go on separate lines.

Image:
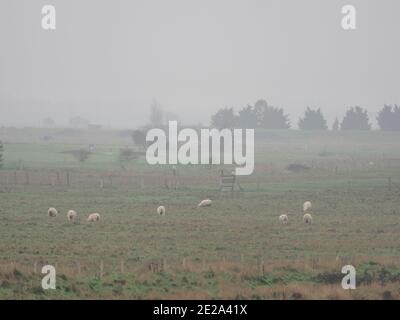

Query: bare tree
left=149, top=100, right=164, bottom=127
left=72, top=149, right=91, bottom=163
left=132, top=129, right=147, bottom=149
left=0, top=141, right=4, bottom=169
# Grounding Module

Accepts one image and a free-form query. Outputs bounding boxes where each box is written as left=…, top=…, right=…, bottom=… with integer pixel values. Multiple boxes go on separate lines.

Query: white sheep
left=67, top=210, right=77, bottom=221
left=87, top=213, right=101, bottom=222
left=198, top=199, right=212, bottom=208
left=303, top=213, right=313, bottom=225
left=48, top=207, right=58, bottom=217
left=303, top=201, right=312, bottom=212
left=279, top=214, right=288, bottom=225
left=157, top=206, right=166, bottom=216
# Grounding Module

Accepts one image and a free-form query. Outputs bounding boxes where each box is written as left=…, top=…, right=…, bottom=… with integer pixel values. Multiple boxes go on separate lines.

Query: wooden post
left=259, top=258, right=265, bottom=275
left=25, top=170, right=29, bottom=185
left=120, top=259, right=124, bottom=274
left=172, top=166, right=178, bottom=190
left=56, top=172, right=61, bottom=186
left=182, top=258, right=186, bottom=269
left=33, top=261, right=37, bottom=274
left=140, top=177, right=144, bottom=189
left=388, top=177, right=392, bottom=191
left=51, top=176, right=56, bottom=187
left=100, top=261, right=104, bottom=278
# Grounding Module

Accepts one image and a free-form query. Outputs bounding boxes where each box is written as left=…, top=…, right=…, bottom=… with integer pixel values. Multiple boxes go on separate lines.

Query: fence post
left=51, top=175, right=56, bottom=187
left=120, top=259, right=124, bottom=274
left=100, top=260, right=104, bottom=278
left=140, top=177, right=144, bottom=189
left=259, top=258, right=265, bottom=275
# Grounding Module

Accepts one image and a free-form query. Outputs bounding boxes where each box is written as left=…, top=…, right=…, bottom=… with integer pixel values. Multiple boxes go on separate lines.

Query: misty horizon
left=1, top=0, right=399, bottom=128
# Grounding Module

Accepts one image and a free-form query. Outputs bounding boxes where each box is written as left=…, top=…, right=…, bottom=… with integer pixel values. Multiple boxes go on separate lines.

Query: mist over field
left=0, top=0, right=400, bottom=301
left=1, top=0, right=400, bottom=128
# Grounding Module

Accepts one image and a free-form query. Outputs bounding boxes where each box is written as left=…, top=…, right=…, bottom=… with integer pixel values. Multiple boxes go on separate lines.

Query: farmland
left=0, top=127, right=400, bottom=299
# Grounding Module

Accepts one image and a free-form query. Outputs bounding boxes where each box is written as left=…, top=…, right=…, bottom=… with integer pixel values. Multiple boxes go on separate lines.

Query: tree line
left=211, top=99, right=400, bottom=131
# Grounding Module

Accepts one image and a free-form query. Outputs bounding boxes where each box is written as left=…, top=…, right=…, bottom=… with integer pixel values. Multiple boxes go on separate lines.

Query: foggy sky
left=0, top=0, right=399, bottom=128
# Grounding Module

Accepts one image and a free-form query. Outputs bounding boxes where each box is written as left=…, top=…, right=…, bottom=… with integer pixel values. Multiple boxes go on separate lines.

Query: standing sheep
left=67, top=210, right=77, bottom=221
left=303, top=201, right=312, bottom=212
left=198, top=199, right=212, bottom=208
left=157, top=206, right=166, bottom=216
left=279, top=214, right=289, bottom=225
left=87, top=213, right=101, bottom=222
left=48, top=207, right=58, bottom=217
left=303, top=213, right=313, bottom=225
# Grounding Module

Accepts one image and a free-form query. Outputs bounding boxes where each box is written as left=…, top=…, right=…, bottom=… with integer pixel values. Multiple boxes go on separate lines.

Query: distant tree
left=119, top=148, right=139, bottom=169
left=332, top=117, right=339, bottom=131
left=43, top=117, right=55, bottom=127
left=254, top=99, right=290, bottom=129
left=236, top=105, right=258, bottom=128
left=132, top=129, right=147, bottom=149
left=211, top=107, right=236, bottom=129
left=72, top=149, right=91, bottom=163
left=0, top=141, right=4, bottom=169
left=164, top=110, right=180, bottom=124
left=69, top=116, right=90, bottom=129
left=341, top=106, right=371, bottom=130
left=298, top=107, right=328, bottom=130
left=149, top=100, right=164, bottom=127
left=377, top=104, right=400, bottom=131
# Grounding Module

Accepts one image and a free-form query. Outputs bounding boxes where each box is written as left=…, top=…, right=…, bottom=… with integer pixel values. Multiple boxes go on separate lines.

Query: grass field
left=0, top=127, right=400, bottom=299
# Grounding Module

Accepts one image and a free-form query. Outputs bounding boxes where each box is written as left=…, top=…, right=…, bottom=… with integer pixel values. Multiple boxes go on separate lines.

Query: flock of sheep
left=47, top=207, right=100, bottom=222
left=279, top=201, right=313, bottom=225
left=47, top=199, right=313, bottom=225
left=158, top=198, right=313, bottom=226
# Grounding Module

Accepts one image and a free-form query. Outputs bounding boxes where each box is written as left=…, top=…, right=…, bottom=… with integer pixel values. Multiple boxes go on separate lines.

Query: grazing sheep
left=87, top=213, right=101, bottom=222
left=279, top=214, right=288, bottom=224
left=157, top=206, right=166, bottom=216
left=303, top=213, right=313, bottom=225
left=67, top=210, right=77, bottom=221
left=279, top=214, right=289, bottom=225
left=198, top=199, right=212, bottom=208
left=48, top=207, right=58, bottom=217
left=303, top=201, right=312, bottom=212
